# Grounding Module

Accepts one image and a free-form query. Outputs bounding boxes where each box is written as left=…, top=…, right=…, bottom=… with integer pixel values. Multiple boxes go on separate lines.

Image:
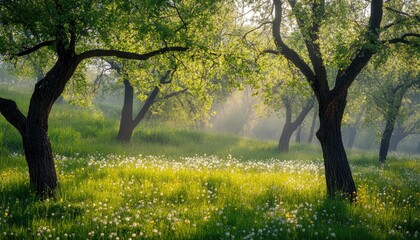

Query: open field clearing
left=0, top=150, right=418, bottom=239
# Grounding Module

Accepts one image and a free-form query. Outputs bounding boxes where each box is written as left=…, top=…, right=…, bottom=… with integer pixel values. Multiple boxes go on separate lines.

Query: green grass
left=0, top=86, right=419, bottom=239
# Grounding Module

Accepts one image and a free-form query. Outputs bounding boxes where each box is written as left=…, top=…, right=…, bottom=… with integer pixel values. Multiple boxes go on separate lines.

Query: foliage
left=363, top=47, right=420, bottom=141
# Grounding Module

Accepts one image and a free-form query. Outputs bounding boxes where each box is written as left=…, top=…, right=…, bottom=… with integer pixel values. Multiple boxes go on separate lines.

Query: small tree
left=364, top=50, right=420, bottom=162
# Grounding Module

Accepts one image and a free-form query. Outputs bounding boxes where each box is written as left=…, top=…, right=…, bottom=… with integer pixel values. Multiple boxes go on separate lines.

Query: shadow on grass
left=0, top=183, right=84, bottom=230
left=312, top=198, right=376, bottom=240
left=185, top=195, right=379, bottom=239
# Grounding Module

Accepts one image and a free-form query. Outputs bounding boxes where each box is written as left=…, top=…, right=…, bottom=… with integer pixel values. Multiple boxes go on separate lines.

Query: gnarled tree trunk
left=25, top=53, right=78, bottom=195
left=316, top=93, right=356, bottom=201
left=0, top=50, right=77, bottom=196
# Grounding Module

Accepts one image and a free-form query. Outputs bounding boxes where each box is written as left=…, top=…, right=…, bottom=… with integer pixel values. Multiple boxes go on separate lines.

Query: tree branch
left=332, top=0, right=383, bottom=98
left=385, top=6, right=420, bottom=21
left=242, top=21, right=272, bottom=40
left=271, top=0, right=317, bottom=89
left=386, top=33, right=420, bottom=45
left=15, top=40, right=55, bottom=57
left=291, top=97, right=315, bottom=128
left=159, top=70, right=173, bottom=84
left=154, top=88, right=188, bottom=103
left=169, top=2, right=188, bottom=33
left=0, top=98, right=27, bottom=135
left=287, top=0, right=328, bottom=95
left=132, top=86, right=160, bottom=126
left=76, top=46, right=188, bottom=63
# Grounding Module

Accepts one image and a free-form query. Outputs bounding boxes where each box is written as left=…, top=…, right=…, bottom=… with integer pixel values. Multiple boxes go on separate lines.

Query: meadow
left=0, top=86, right=419, bottom=239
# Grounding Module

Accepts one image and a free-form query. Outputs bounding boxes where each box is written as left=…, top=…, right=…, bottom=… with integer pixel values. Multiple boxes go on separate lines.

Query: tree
left=255, top=47, right=314, bottom=152
left=258, top=70, right=315, bottom=152
left=111, top=3, right=245, bottom=142
left=244, top=0, right=420, bottom=200
left=260, top=0, right=383, bottom=200
left=0, top=0, right=220, bottom=196
left=364, top=51, right=420, bottom=162
left=102, top=59, right=186, bottom=143
left=115, top=67, right=184, bottom=142
left=242, top=0, right=417, bottom=200
left=378, top=78, right=419, bottom=162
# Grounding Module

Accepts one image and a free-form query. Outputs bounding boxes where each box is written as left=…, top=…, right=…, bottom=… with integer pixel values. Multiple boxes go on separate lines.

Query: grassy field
left=0, top=86, right=419, bottom=239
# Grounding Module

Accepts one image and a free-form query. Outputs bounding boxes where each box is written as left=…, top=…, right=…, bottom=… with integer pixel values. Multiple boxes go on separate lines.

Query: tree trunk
left=117, top=79, right=135, bottom=142
left=346, top=110, right=364, bottom=149
left=278, top=98, right=314, bottom=152
left=295, top=124, right=302, bottom=143
left=24, top=53, right=78, bottom=196
left=379, top=116, right=396, bottom=163
left=23, top=124, right=57, bottom=196
left=116, top=73, right=168, bottom=143
left=278, top=123, right=294, bottom=152
left=346, top=126, right=357, bottom=149
left=316, top=93, right=356, bottom=201
left=307, top=108, right=317, bottom=144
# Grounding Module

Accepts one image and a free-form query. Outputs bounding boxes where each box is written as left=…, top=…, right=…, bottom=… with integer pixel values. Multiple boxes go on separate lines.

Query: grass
left=0, top=86, right=419, bottom=239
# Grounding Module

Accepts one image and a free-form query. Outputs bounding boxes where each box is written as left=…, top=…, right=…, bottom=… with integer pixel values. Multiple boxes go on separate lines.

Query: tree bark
left=116, top=71, right=174, bottom=143
left=379, top=115, right=397, bottom=163
left=116, top=79, right=136, bottom=142
left=278, top=98, right=314, bottom=152
left=25, top=53, right=79, bottom=195
left=316, top=93, right=357, bottom=201
left=278, top=124, right=294, bottom=152
left=307, top=108, right=317, bottom=144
